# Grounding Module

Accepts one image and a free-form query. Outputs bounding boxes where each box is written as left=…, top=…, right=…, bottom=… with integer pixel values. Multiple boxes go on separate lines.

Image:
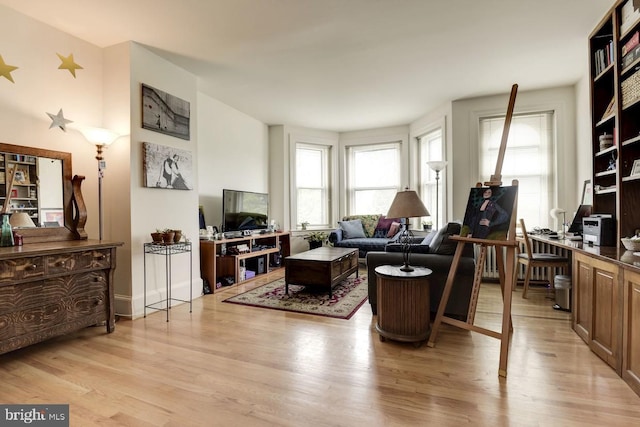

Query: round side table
left=374, top=265, right=432, bottom=347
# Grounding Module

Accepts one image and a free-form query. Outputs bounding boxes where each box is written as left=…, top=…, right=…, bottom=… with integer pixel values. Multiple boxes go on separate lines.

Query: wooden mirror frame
left=0, top=142, right=87, bottom=244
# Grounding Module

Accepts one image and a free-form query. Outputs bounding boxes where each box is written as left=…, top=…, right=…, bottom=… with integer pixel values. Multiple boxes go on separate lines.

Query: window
left=418, top=128, right=444, bottom=228
left=346, top=143, right=401, bottom=215
left=295, top=143, right=331, bottom=228
left=479, top=112, right=554, bottom=228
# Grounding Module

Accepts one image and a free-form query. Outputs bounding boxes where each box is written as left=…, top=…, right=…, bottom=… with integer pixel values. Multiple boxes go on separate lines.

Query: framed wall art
left=141, top=83, right=190, bottom=140
left=143, top=142, right=193, bottom=190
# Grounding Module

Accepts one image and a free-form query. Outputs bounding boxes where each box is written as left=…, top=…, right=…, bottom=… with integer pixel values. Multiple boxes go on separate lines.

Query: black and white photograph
left=143, top=142, right=193, bottom=190
left=141, top=83, right=190, bottom=140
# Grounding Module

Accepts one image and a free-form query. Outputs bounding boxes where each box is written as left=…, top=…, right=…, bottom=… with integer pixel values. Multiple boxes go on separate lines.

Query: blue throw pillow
left=339, top=219, right=366, bottom=239
left=420, top=230, right=437, bottom=245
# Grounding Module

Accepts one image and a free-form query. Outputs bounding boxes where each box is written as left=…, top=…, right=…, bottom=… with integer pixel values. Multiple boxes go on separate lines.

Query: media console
left=199, top=231, right=290, bottom=292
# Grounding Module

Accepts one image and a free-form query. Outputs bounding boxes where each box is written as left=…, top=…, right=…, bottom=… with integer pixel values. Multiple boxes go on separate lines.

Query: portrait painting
left=143, top=142, right=193, bottom=190
left=460, top=186, right=518, bottom=241
left=141, top=83, right=190, bottom=140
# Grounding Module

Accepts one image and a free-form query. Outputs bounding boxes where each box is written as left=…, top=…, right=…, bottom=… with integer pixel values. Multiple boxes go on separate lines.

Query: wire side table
left=144, top=241, right=193, bottom=321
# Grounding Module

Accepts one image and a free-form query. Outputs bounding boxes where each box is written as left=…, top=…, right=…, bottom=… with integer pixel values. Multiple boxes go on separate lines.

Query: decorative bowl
left=621, top=238, right=640, bottom=251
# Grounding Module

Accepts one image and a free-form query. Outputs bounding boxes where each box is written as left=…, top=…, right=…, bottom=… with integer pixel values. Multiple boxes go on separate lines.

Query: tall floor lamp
left=386, top=188, right=430, bottom=272
left=79, top=127, right=120, bottom=240
left=426, top=160, right=447, bottom=230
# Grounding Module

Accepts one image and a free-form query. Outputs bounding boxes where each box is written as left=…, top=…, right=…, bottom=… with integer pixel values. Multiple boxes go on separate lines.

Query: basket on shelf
left=621, top=238, right=640, bottom=251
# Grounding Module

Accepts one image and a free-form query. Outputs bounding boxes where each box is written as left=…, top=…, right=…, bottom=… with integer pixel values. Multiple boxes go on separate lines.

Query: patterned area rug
left=223, top=275, right=368, bottom=319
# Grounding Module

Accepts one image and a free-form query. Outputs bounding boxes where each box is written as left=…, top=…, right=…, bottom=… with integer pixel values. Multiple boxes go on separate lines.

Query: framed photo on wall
left=141, top=83, right=190, bottom=140
left=142, top=142, right=193, bottom=190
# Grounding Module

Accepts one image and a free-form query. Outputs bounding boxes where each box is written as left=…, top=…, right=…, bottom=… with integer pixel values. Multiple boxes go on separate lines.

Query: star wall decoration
left=56, top=52, right=83, bottom=78
left=47, top=108, right=73, bottom=132
left=0, top=55, right=18, bottom=83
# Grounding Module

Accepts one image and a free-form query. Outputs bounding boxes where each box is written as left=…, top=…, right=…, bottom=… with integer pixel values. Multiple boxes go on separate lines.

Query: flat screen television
left=222, top=189, right=269, bottom=232
left=567, top=204, right=592, bottom=235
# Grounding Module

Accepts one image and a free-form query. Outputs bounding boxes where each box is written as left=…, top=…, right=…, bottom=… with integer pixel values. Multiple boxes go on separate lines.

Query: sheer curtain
left=479, top=112, right=554, bottom=228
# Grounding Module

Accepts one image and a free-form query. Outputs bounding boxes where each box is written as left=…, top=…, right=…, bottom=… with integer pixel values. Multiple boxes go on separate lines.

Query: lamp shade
left=427, top=160, right=448, bottom=172
left=550, top=208, right=566, bottom=219
left=386, top=190, right=430, bottom=219
left=10, top=212, right=36, bottom=228
left=79, top=127, right=119, bottom=146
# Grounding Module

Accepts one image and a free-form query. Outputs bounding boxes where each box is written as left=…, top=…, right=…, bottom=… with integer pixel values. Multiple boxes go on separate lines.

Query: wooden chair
left=517, top=219, right=569, bottom=299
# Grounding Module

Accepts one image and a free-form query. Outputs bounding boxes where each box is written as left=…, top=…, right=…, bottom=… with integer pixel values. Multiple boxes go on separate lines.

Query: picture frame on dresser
left=631, top=159, right=640, bottom=176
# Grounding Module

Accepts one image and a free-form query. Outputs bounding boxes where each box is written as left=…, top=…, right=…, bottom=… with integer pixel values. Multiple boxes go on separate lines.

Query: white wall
left=198, top=93, right=269, bottom=232
left=128, top=43, right=200, bottom=317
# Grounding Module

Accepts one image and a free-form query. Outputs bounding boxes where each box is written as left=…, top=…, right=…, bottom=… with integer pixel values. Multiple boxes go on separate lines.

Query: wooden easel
left=427, top=84, right=519, bottom=378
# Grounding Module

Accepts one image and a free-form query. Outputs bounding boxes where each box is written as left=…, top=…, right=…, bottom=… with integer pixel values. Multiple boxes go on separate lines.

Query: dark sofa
left=366, top=222, right=476, bottom=320
left=328, top=214, right=402, bottom=258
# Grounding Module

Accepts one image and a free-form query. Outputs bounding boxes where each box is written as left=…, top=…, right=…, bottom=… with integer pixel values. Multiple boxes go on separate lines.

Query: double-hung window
left=418, top=128, right=445, bottom=228
left=295, top=143, right=331, bottom=228
left=346, top=143, right=401, bottom=215
left=479, top=111, right=554, bottom=228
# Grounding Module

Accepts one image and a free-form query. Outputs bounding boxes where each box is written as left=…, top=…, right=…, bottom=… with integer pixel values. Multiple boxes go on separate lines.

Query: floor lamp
left=426, top=161, right=447, bottom=230
left=79, top=127, right=120, bottom=240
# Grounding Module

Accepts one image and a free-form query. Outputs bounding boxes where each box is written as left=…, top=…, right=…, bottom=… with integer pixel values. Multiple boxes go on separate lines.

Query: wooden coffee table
left=284, top=247, right=358, bottom=297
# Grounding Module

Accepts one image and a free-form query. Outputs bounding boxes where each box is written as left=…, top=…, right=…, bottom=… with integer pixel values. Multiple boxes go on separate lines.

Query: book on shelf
left=623, top=31, right=639, bottom=56
left=620, top=0, right=640, bottom=35
left=623, top=43, right=640, bottom=68
left=594, top=41, right=614, bottom=75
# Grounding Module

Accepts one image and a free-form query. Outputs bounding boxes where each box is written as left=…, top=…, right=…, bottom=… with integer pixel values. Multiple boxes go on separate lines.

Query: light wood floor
left=1, top=269, right=639, bottom=426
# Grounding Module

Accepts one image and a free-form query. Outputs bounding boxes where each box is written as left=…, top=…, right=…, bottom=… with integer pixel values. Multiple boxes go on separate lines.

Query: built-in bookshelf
left=589, top=0, right=640, bottom=241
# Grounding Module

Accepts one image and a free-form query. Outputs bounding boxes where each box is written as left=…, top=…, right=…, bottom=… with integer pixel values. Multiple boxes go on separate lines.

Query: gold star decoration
left=46, top=109, right=73, bottom=132
left=56, top=52, right=83, bottom=78
left=0, top=55, right=18, bottom=83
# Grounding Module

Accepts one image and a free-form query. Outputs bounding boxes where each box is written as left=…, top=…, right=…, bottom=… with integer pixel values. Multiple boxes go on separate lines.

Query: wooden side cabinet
left=573, top=252, right=622, bottom=372
left=622, top=268, right=640, bottom=396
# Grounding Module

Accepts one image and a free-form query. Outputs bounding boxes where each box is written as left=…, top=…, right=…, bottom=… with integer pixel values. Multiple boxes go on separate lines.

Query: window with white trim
left=346, top=143, right=401, bottom=215
left=479, top=111, right=554, bottom=228
left=418, top=128, right=444, bottom=229
left=295, top=143, right=331, bottom=228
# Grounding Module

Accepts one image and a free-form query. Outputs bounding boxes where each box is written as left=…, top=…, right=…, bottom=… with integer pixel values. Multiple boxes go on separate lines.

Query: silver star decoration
left=46, top=108, right=73, bottom=132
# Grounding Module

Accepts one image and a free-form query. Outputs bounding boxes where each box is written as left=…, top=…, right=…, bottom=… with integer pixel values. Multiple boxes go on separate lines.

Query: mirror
left=0, top=142, right=85, bottom=243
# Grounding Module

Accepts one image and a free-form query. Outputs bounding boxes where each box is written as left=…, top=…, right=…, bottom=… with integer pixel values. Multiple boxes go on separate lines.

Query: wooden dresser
left=0, top=240, right=121, bottom=355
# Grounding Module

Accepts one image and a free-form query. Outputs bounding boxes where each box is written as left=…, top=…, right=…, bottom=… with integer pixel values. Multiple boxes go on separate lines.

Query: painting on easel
left=460, top=186, right=518, bottom=240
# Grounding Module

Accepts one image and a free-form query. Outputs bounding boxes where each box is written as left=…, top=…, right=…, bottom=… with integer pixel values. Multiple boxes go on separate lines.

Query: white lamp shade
left=550, top=208, right=566, bottom=219
left=427, top=160, right=448, bottom=172
left=10, top=212, right=36, bottom=228
left=79, top=127, right=119, bottom=146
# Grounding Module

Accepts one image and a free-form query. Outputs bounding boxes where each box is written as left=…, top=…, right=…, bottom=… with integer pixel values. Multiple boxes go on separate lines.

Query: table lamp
left=386, top=188, right=430, bottom=272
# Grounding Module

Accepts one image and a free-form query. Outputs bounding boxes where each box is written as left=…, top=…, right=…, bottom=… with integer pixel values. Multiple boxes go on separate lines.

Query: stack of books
left=622, top=31, right=640, bottom=69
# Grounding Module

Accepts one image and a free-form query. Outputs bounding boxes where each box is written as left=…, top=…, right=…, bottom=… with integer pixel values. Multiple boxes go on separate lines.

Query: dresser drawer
left=0, top=257, right=45, bottom=284
left=46, top=249, right=111, bottom=274
left=0, top=271, right=107, bottom=314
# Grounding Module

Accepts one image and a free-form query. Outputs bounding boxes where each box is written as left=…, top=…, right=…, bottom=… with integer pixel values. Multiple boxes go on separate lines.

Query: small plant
left=301, top=221, right=310, bottom=230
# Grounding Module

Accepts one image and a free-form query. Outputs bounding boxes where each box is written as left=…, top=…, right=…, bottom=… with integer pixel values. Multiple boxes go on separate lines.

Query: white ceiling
left=0, top=0, right=613, bottom=132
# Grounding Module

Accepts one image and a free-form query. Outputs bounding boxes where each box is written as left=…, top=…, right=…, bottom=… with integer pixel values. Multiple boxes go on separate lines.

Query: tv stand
left=199, top=231, right=290, bottom=292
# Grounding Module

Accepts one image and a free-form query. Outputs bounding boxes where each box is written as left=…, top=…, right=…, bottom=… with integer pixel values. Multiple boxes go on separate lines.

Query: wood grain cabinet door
left=573, top=254, right=593, bottom=343
left=573, top=252, right=621, bottom=372
left=622, top=268, right=640, bottom=396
